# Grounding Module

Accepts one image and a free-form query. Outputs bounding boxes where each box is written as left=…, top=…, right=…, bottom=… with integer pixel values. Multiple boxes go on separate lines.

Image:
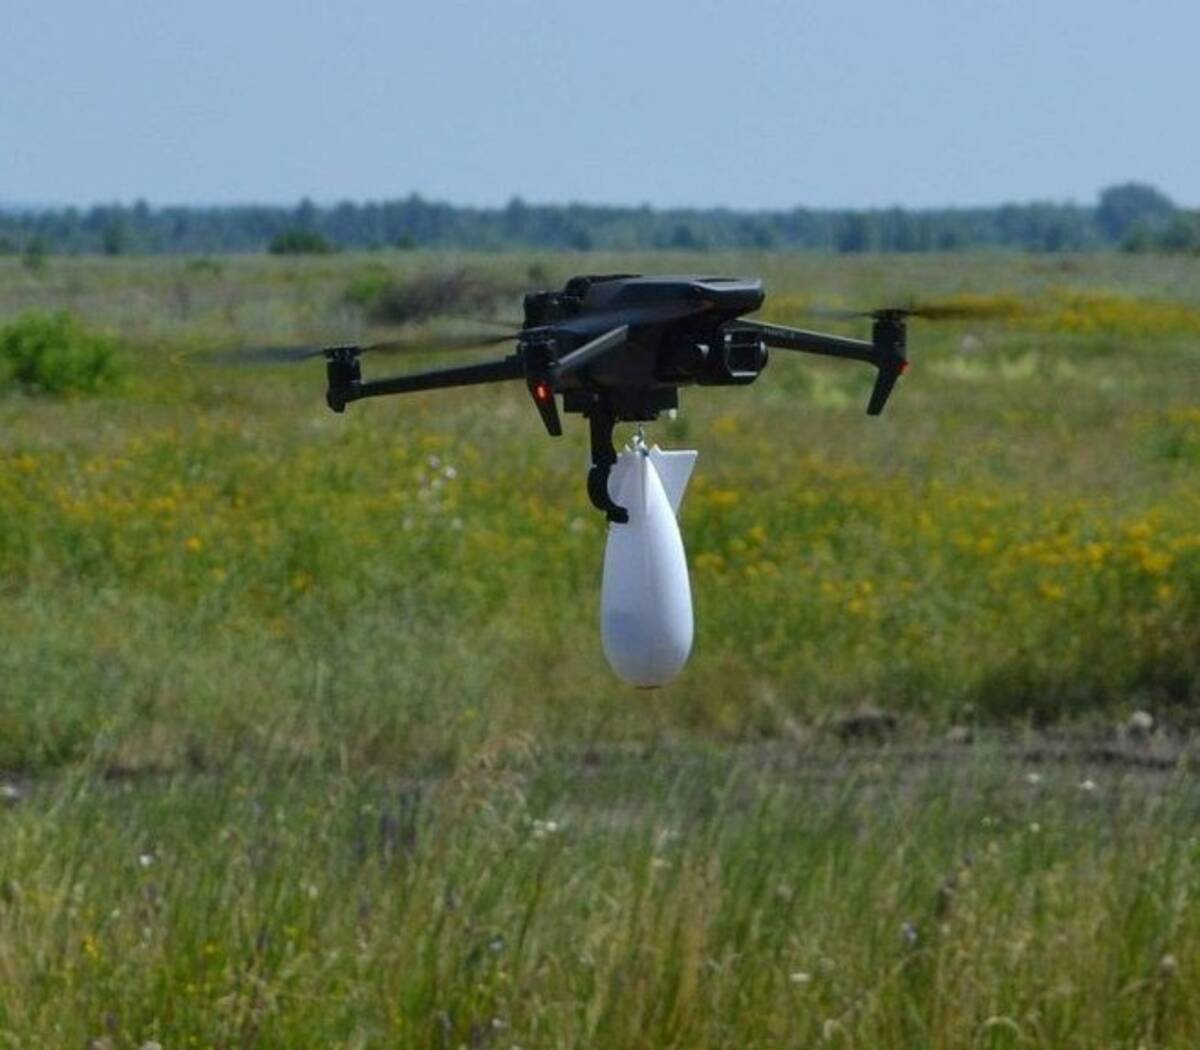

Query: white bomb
left=601, top=443, right=697, bottom=687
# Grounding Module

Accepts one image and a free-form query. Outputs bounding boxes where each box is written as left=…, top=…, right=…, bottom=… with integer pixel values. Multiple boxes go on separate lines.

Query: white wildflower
left=531, top=819, right=560, bottom=839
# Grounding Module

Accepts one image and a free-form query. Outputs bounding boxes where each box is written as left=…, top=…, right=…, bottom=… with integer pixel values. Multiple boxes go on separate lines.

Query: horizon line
left=0, top=183, right=1180, bottom=216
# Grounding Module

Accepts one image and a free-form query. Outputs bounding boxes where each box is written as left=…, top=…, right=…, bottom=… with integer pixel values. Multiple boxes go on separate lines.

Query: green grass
left=5, top=750, right=1200, bottom=1047
left=1, top=250, right=1199, bottom=1044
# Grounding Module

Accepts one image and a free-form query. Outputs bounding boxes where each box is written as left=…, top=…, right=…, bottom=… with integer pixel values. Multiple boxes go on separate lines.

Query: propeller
left=200, top=330, right=518, bottom=366
left=806, top=297, right=1025, bottom=324
left=443, top=315, right=523, bottom=332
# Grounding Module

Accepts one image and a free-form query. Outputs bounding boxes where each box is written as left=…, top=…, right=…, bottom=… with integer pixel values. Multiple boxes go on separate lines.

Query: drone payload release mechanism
left=228, top=274, right=921, bottom=686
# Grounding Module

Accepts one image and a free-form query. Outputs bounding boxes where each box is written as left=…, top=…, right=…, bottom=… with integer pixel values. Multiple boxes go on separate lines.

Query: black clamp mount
left=567, top=384, right=677, bottom=525
left=584, top=402, right=629, bottom=524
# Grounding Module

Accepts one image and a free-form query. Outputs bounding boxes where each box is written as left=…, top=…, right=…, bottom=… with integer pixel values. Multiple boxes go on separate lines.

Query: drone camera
left=691, top=329, right=767, bottom=386
left=718, top=329, right=768, bottom=383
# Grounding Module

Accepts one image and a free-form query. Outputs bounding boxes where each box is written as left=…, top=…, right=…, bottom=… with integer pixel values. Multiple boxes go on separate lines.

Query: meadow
left=1, top=251, right=1199, bottom=1046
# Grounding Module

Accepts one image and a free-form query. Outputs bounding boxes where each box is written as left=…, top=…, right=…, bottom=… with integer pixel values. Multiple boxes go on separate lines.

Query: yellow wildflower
left=1138, top=550, right=1172, bottom=576
left=713, top=414, right=740, bottom=437
left=1039, top=582, right=1066, bottom=601
left=695, top=552, right=725, bottom=573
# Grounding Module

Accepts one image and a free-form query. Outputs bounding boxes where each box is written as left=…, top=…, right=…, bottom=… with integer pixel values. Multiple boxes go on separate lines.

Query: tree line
left=0, top=182, right=1193, bottom=257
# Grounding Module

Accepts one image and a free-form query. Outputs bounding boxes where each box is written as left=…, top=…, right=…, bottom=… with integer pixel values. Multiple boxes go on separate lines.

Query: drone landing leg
left=586, top=407, right=629, bottom=524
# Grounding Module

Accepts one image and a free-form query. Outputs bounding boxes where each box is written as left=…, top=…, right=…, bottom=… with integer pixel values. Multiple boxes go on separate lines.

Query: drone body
left=324, top=273, right=909, bottom=523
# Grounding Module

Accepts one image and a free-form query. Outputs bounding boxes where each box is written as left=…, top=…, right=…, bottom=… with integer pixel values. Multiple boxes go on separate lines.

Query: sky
left=3, top=0, right=1197, bottom=211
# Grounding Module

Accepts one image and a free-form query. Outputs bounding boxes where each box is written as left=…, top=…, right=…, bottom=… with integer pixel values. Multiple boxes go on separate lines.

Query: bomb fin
left=647, top=447, right=697, bottom=517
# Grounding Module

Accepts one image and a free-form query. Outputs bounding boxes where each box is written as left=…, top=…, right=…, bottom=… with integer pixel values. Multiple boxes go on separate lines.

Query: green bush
left=344, top=265, right=512, bottom=324
left=0, top=311, right=122, bottom=394
left=342, top=262, right=396, bottom=311
left=267, top=229, right=336, bottom=255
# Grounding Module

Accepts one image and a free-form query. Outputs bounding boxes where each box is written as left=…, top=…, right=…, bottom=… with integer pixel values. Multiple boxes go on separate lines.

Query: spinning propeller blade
left=202, top=345, right=328, bottom=365
left=443, top=315, right=523, bottom=332
left=360, top=331, right=518, bottom=355
left=201, top=330, right=517, bottom=366
left=807, top=297, right=1025, bottom=324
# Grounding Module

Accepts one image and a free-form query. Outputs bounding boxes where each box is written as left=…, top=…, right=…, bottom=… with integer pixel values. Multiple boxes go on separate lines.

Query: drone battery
left=600, top=444, right=697, bottom=688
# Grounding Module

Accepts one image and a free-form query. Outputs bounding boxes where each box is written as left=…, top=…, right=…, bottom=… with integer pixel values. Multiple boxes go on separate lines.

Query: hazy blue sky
left=4, top=0, right=1196, bottom=210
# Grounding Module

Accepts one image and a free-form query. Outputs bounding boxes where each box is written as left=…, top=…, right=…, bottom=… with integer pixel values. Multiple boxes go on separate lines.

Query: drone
left=220, top=273, right=1012, bottom=684
left=234, top=274, right=925, bottom=522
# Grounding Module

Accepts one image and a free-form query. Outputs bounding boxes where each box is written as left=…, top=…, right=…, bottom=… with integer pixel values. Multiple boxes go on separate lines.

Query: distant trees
left=267, top=229, right=336, bottom=255
left=0, top=183, right=1185, bottom=256
left=1123, top=210, right=1200, bottom=255
left=101, top=222, right=127, bottom=257
left=835, top=214, right=872, bottom=253
left=1096, top=182, right=1175, bottom=242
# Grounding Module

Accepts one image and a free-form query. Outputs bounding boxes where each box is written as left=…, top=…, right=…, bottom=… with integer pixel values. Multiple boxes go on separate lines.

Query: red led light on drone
left=534, top=381, right=551, bottom=401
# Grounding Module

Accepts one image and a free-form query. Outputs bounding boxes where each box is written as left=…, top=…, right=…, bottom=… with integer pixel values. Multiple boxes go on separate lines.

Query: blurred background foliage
left=1, top=182, right=1197, bottom=258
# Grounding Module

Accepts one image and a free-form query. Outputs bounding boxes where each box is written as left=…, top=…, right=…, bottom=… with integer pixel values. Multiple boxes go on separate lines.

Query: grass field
left=2, top=251, right=1199, bottom=1045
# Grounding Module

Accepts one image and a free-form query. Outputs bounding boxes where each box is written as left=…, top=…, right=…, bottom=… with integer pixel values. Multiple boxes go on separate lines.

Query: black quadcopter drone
left=232, top=274, right=926, bottom=522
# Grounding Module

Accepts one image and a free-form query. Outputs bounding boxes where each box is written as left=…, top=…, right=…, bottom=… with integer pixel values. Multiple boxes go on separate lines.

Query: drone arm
left=520, top=325, right=630, bottom=439
left=739, top=319, right=907, bottom=415
left=551, top=325, right=629, bottom=378
left=738, top=320, right=876, bottom=363
left=327, top=354, right=524, bottom=412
